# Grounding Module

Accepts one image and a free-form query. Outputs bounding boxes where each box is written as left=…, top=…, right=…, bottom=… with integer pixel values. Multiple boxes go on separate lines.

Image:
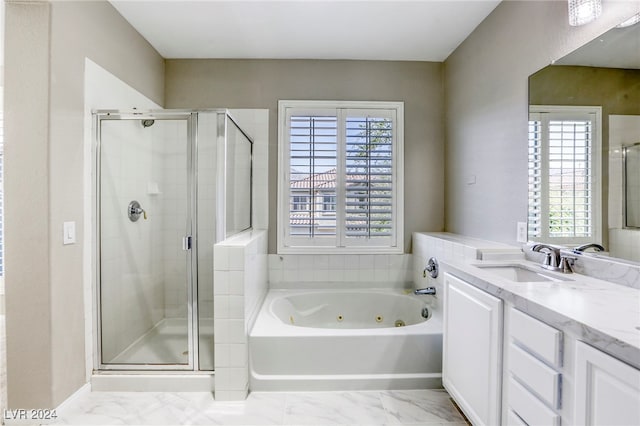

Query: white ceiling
left=109, top=0, right=502, bottom=61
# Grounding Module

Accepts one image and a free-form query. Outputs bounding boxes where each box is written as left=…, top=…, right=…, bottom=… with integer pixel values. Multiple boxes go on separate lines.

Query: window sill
left=277, top=246, right=404, bottom=255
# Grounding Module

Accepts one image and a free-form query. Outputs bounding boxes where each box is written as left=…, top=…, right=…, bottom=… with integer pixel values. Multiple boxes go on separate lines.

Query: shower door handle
left=182, top=236, right=192, bottom=251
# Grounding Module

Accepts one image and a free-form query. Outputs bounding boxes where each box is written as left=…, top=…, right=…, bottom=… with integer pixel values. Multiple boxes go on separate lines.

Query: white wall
left=165, top=60, right=444, bottom=254
left=4, top=0, right=164, bottom=407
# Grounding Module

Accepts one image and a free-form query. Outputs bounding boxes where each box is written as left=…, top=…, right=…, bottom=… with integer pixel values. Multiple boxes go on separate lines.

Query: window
left=528, top=106, right=601, bottom=245
left=291, top=195, right=309, bottom=211
left=278, top=100, right=404, bottom=253
left=322, top=195, right=336, bottom=213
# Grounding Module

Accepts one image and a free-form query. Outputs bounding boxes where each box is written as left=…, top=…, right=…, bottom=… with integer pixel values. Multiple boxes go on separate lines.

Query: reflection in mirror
left=625, top=143, right=640, bottom=228
left=225, top=115, right=253, bottom=237
left=528, top=16, right=640, bottom=263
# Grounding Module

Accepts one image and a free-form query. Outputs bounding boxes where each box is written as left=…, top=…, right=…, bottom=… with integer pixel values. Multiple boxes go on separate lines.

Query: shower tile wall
left=157, top=121, right=189, bottom=319
left=196, top=113, right=219, bottom=323
left=100, top=120, right=166, bottom=362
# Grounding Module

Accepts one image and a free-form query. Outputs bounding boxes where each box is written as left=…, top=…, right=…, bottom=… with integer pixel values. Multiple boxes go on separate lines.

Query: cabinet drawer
left=509, top=343, right=561, bottom=408
left=509, top=377, right=560, bottom=426
left=509, top=307, right=562, bottom=367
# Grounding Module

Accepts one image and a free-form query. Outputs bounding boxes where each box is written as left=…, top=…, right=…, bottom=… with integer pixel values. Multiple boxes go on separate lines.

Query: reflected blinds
left=528, top=109, right=597, bottom=242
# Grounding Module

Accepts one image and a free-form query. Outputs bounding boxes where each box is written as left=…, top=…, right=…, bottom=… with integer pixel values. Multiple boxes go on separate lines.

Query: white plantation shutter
left=288, top=113, right=338, bottom=239
left=528, top=106, right=601, bottom=245
left=278, top=101, right=403, bottom=253
left=344, top=112, right=394, bottom=241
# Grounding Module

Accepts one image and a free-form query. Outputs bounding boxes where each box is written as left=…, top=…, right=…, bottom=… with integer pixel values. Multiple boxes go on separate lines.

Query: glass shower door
left=97, top=115, right=193, bottom=369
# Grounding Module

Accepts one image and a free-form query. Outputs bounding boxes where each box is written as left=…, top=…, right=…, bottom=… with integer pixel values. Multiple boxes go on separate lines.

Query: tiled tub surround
left=268, top=254, right=413, bottom=287
left=213, top=230, right=268, bottom=401
left=442, top=258, right=640, bottom=370
left=412, top=232, right=523, bottom=312
left=249, top=288, right=442, bottom=391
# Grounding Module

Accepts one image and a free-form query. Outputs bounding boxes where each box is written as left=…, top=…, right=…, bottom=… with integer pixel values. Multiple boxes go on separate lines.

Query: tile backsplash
left=268, top=254, right=413, bottom=288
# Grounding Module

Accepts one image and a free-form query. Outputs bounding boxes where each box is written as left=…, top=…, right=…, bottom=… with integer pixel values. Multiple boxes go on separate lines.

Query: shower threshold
left=93, top=318, right=215, bottom=391
left=91, top=372, right=215, bottom=392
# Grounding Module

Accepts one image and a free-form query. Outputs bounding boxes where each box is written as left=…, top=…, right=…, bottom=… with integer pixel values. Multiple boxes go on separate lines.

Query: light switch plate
left=63, top=221, right=76, bottom=245
left=516, top=221, right=527, bottom=243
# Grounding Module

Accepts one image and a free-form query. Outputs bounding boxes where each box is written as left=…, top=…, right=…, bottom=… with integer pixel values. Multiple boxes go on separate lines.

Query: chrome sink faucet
left=532, top=244, right=575, bottom=273
left=573, top=243, right=605, bottom=253
left=532, top=244, right=561, bottom=269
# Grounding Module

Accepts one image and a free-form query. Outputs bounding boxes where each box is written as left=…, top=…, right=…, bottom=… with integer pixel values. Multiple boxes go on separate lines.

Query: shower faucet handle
left=128, top=200, right=147, bottom=222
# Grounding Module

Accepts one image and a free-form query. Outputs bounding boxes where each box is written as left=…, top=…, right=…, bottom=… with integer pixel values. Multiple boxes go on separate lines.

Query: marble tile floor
left=50, top=388, right=470, bottom=426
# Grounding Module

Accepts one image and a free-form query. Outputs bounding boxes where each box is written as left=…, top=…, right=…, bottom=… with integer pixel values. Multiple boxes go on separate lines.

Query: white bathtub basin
left=249, top=288, right=442, bottom=391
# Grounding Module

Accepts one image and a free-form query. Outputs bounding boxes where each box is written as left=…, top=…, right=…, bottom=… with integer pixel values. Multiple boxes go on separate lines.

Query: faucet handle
left=559, top=255, right=576, bottom=273
left=422, top=257, right=439, bottom=278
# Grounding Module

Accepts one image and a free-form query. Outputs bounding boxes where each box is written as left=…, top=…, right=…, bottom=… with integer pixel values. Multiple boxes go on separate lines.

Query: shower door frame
left=93, top=110, right=200, bottom=371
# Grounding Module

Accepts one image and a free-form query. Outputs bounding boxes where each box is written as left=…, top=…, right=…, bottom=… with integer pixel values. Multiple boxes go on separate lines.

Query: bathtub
left=249, top=288, right=442, bottom=391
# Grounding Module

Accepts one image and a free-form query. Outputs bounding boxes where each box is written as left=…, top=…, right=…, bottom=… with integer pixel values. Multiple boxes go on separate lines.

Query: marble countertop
left=441, top=258, right=640, bottom=369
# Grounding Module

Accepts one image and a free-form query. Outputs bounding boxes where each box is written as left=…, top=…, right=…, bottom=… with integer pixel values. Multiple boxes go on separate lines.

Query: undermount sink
left=474, top=264, right=572, bottom=282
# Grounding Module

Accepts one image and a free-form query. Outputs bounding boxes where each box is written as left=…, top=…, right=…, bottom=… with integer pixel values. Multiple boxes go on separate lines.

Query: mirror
left=625, top=143, right=640, bottom=228
left=528, top=16, right=640, bottom=263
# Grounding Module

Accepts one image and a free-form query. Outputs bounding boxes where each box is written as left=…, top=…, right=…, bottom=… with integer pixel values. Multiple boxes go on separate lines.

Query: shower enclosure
left=94, top=110, right=252, bottom=371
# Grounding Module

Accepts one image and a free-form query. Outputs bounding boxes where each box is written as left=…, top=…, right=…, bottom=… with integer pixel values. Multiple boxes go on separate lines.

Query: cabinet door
left=575, top=341, right=640, bottom=425
left=443, top=273, right=503, bottom=426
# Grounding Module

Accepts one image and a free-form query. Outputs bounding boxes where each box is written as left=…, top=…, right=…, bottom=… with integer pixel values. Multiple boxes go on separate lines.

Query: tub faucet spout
left=414, top=287, right=436, bottom=295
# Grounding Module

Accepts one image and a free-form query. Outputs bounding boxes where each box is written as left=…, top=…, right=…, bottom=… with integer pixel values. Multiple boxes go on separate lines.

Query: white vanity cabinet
left=504, top=306, right=563, bottom=426
left=574, top=341, right=640, bottom=425
left=443, top=273, right=503, bottom=426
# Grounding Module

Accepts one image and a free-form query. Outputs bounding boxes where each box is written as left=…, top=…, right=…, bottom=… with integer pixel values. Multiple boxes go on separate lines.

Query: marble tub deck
left=50, top=389, right=469, bottom=425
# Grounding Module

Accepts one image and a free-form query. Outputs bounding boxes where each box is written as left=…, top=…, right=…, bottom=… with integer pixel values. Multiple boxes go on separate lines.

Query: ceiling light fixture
left=568, top=0, right=602, bottom=26
left=616, top=13, right=640, bottom=28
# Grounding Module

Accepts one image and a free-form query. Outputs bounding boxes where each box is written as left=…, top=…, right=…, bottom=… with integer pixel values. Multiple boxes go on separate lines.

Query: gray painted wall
left=4, top=0, right=164, bottom=409
left=165, top=59, right=445, bottom=253
left=443, top=0, right=640, bottom=246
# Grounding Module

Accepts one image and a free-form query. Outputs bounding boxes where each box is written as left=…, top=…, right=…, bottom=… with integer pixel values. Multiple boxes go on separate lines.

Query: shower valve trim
left=128, top=200, right=147, bottom=222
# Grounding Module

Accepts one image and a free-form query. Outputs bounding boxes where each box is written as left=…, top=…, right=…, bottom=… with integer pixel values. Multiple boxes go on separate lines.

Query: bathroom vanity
left=441, top=258, right=640, bottom=426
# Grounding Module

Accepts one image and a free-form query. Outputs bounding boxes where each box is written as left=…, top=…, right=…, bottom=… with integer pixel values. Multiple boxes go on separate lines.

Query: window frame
left=528, top=105, right=602, bottom=246
left=277, top=100, right=404, bottom=254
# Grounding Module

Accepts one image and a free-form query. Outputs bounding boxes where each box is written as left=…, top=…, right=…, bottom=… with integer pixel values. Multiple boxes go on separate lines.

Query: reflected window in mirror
left=528, top=106, right=602, bottom=245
